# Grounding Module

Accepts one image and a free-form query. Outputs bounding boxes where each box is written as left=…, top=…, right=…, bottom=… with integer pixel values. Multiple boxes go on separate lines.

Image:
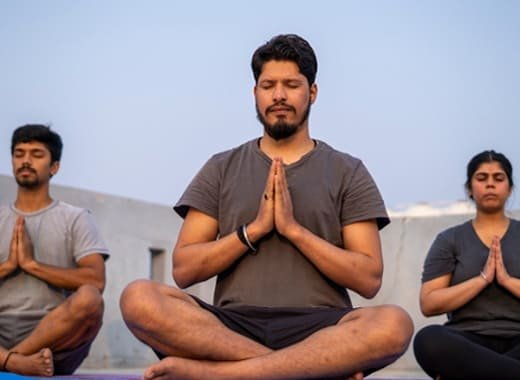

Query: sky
left=1, top=1, right=520, bottom=211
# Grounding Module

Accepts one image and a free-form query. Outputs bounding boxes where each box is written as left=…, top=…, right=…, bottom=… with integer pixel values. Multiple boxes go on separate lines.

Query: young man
left=0, top=125, right=109, bottom=376
left=121, top=34, right=413, bottom=380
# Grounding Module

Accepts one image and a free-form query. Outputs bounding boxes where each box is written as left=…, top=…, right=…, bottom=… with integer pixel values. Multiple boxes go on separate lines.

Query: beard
left=256, top=100, right=312, bottom=141
left=15, top=176, right=40, bottom=189
left=15, top=167, right=41, bottom=189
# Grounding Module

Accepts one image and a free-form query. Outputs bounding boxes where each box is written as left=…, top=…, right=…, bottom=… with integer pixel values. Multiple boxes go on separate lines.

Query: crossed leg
left=120, top=280, right=413, bottom=380
left=2, top=284, right=104, bottom=376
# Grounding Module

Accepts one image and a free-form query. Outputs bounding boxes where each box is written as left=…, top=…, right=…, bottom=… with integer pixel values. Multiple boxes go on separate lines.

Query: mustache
left=17, top=164, right=36, bottom=174
left=266, top=102, right=296, bottom=113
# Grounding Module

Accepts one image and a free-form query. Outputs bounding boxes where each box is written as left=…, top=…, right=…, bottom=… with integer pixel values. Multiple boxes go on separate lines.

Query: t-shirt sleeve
left=174, top=156, right=220, bottom=220
left=71, top=210, right=109, bottom=262
left=422, top=230, right=456, bottom=283
left=341, top=160, right=390, bottom=230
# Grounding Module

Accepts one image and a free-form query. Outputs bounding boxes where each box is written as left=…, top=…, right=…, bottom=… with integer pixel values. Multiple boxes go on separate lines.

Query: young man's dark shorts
left=193, top=296, right=353, bottom=350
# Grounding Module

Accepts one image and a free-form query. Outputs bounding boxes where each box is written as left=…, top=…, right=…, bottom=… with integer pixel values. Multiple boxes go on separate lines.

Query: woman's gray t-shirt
left=422, top=219, right=520, bottom=337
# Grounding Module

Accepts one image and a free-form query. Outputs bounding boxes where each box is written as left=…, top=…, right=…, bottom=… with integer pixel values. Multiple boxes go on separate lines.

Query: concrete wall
left=2, top=175, right=517, bottom=377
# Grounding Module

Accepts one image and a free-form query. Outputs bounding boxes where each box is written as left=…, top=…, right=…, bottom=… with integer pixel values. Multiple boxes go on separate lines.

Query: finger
left=14, top=217, right=24, bottom=246
left=495, top=244, right=504, bottom=266
left=274, top=161, right=285, bottom=203
left=10, top=219, right=18, bottom=245
left=495, top=236, right=502, bottom=254
left=16, top=216, right=25, bottom=240
left=274, top=159, right=289, bottom=198
left=263, top=160, right=276, bottom=201
left=277, top=159, right=289, bottom=191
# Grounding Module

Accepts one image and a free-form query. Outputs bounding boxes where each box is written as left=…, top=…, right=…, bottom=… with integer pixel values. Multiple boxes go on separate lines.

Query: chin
left=478, top=204, right=506, bottom=214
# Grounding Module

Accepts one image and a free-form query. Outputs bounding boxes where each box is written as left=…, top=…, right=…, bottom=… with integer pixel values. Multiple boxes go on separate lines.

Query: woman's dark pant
left=413, top=325, right=520, bottom=380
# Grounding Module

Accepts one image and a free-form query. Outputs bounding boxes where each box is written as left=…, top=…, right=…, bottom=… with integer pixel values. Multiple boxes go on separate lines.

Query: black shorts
left=53, top=339, right=93, bottom=375
left=193, top=296, right=353, bottom=350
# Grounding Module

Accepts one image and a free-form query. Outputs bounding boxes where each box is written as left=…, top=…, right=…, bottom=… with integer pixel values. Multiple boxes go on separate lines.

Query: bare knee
left=68, top=284, right=104, bottom=320
left=369, top=305, right=414, bottom=355
left=121, top=279, right=156, bottom=321
left=346, top=305, right=413, bottom=357
left=120, top=279, right=187, bottom=326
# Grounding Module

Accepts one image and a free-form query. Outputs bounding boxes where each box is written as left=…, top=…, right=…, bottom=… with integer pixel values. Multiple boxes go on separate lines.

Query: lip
left=267, top=103, right=294, bottom=113
left=17, top=169, right=36, bottom=175
left=269, top=109, right=292, bottom=115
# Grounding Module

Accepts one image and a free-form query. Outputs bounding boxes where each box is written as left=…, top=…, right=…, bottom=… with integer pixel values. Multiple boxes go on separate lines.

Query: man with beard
left=0, top=125, right=109, bottom=376
left=121, top=34, right=413, bottom=380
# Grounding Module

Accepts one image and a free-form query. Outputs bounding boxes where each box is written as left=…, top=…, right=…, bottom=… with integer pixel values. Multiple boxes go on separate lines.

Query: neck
left=473, top=209, right=509, bottom=227
left=15, top=185, right=53, bottom=212
left=260, top=126, right=315, bottom=164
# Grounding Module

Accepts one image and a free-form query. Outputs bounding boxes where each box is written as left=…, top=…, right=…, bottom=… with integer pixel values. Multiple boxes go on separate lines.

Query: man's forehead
left=258, top=60, right=303, bottom=79
left=14, top=141, right=49, bottom=151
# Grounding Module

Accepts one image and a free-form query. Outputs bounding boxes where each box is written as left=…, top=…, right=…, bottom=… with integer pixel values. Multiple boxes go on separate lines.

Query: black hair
left=251, top=34, right=318, bottom=86
left=465, top=150, right=514, bottom=195
left=11, top=124, right=63, bottom=163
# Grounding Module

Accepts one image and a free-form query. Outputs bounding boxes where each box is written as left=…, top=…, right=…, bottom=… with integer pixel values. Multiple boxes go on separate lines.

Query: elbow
left=172, top=249, right=194, bottom=289
left=419, top=299, right=441, bottom=317
left=93, top=278, right=106, bottom=294
left=172, top=266, right=194, bottom=289
left=359, top=276, right=382, bottom=299
left=420, top=306, right=436, bottom=317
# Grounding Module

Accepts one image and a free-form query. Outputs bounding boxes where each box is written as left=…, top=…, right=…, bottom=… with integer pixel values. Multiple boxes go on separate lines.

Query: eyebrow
left=14, top=147, right=46, bottom=153
left=475, top=171, right=506, bottom=176
left=259, top=78, right=304, bottom=87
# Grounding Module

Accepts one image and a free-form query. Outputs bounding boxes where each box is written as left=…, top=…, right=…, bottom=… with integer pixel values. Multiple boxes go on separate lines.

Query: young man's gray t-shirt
left=175, top=139, right=389, bottom=309
left=0, top=200, right=109, bottom=347
left=422, top=219, right=520, bottom=338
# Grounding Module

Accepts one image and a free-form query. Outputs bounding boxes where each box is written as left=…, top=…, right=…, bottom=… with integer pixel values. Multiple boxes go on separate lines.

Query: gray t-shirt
left=175, top=139, right=389, bottom=309
left=0, top=200, right=109, bottom=347
left=422, top=219, right=520, bottom=338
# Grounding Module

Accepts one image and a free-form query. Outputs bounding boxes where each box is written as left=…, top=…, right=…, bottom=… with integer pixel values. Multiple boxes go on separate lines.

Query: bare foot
left=143, top=357, right=209, bottom=380
left=5, top=348, right=54, bottom=376
left=346, top=371, right=364, bottom=380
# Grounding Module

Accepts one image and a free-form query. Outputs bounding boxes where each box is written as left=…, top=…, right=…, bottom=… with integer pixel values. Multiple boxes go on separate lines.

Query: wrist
left=21, top=259, right=37, bottom=273
left=1, top=260, right=16, bottom=275
left=281, top=222, right=304, bottom=241
left=247, top=220, right=269, bottom=242
left=479, top=271, right=490, bottom=285
left=237, top=224, right=259, bottom=254
left=498, top=273, right=512, bottom=288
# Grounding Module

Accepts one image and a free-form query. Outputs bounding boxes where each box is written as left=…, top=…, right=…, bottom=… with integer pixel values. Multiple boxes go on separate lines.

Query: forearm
left=22, top=261, right=105, bottom=292
left=500, top=276, right=520, bottom=298
left=0, top=261, right=16, bottom=279
left=284, top=224, right=382, bottom=298
left=173, top=230, right=251, bottom=288
left=421, top=275, right=487, bottom=316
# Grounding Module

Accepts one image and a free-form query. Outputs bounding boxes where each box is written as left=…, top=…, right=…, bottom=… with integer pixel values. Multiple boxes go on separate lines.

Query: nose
left=272, top=83, right=287, bottom=102
left=486, top=178, right=495, bottom=187
left=19, top=153, right=32, bottom=166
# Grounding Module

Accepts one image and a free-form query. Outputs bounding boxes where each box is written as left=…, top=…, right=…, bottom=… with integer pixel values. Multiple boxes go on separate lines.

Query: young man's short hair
left=11, top=124, right=63, bottom=163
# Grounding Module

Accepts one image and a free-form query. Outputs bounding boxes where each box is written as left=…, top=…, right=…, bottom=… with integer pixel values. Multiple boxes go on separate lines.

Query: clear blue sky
left=1, top=1, right=519, bottom=210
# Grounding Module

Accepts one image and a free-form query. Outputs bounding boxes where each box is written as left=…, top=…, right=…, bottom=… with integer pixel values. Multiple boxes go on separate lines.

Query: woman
left=414, top=150, right=520, bottom=380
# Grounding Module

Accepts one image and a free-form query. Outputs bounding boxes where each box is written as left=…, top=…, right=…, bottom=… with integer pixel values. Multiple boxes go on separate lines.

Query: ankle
left=2, top=351, right=18, bottom=371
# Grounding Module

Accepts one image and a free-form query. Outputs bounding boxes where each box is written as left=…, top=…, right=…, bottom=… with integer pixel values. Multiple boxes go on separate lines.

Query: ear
left=310, top=83, right=318, bottom=104
left=50, top=161, right=60, bottom=177
left=465, top=185, right=473, bottom=200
